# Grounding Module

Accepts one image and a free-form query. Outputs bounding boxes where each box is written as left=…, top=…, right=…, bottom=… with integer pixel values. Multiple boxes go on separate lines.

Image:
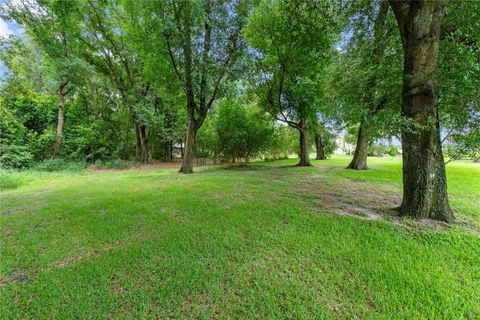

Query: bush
left=322, top=131, right=338, bottom=157
left=196, top=117, right=218, bottom=161
left=265, top=125, right=297, bottom=160
left=389, top=146, right=399, bottom=156
left=0, top=145, right=34, bottom=169
left=368, top=143, right=389, bottom=157
left=34, top=158, right=86, bottom=172
left=214, top=100, right=274, bottom=162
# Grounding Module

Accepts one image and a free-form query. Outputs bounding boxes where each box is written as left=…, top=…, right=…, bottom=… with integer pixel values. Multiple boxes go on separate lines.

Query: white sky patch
left=0, top=19, right=14, bottom=37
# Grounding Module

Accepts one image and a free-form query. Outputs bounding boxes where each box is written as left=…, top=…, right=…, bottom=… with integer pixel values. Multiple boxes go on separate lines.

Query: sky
left=0, top=18, right=23, bottom=37
left=0, top=0, right=25, bottom=79
left=0, top=0, right=24, bottom=36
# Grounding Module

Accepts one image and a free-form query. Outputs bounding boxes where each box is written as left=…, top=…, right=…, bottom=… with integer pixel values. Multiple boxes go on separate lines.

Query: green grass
left=0, top=170, right=26, bottom=190
left=1, top=156, right=479, bottom=319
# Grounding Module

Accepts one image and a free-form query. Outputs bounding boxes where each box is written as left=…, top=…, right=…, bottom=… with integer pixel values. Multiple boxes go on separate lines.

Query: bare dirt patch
left=292, top=173, right=477, bottom=232
left=57, top=242, right=119, bottom=268
left=293, top=174, right=401, bottom=222
left=87, top=160, right=182, bottom=173
left=0, top=274, right=29, bottom=287
left=316, top=165, right=343, bottom=171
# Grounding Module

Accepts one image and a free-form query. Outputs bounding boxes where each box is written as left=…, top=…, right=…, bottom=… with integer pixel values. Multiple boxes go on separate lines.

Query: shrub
left=214, top=100, right=274, bottom=162
left=322, top=131, right=338, bottom=157
left=0, top=145, right=34, bottom=169
left=368, top=143, right=389, bottom=157
left=389, top=146, right=399, bottom=156
left=265, top=125, right=297, bottom=160
left=34, top=158, right=86, bottom=172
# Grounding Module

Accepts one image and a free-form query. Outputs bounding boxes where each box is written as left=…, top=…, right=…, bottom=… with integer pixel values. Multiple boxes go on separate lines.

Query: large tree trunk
left=180, top=114, right=196, bottom=173
left=314, top=134, right=326, bottom=160
left=297, top=121, right=311, bottom=167
left=390, top=0, right=453, bottom=222
left=52, top=90, right=65, bottom=159
left=347, top=122, right=368, bottom=170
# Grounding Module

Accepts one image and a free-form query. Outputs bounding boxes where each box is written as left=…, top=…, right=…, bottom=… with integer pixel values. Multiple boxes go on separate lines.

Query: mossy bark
left=390, top=0, right=453, bottom=222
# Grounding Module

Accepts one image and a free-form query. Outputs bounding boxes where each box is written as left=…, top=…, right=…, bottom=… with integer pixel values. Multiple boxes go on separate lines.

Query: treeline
left=0, top=0, right=340, bottom=170
left=0, top=0, right=479, bottom=221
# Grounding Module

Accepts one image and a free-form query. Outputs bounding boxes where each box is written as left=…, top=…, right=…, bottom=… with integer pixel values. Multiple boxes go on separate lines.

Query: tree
left=438, top=1, right=480, bottom=164
left=329, top=0, right=402, bottom=170
left=2, top=0, right=88, bottom=158
left=246, top=0, right=339, bottom=166
left=389, top=0, right=453, bottom=222
left=77, top=0, right=158, bottom=163
left=314, top=133, right=326, bottom=160
left=161, top=0, right=248, bottom=173
left=310, top=117, right=332, bottom=160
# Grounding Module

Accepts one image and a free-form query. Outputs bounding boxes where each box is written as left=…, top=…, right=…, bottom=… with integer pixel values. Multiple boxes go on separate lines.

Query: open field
left=1, top=156, right=479, bottom=319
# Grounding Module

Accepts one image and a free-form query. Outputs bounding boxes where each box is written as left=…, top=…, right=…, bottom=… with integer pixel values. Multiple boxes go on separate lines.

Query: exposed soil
left=87, top=159, right=182, bottom=173
left=296, top=174, right=401, bottom=222
left=57, top=242, right=119, bottom=267
left=291, top=172, right=471, bottom=231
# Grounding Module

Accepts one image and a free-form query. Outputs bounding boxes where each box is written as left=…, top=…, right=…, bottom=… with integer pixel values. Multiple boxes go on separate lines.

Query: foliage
left=245, top=1, right=336, bottom=127
left=195, top=117, right=217, bottom=161
left=0, top=0, right=478, bottom=174
left=93, top=159, right=133, bottom=170
left=437, top=1, right=480, bottom=162
left=321, top=131, right=338, bottom=156
left=33, top=158, right=86, bottom=172
left=0, top=145, right=34, bottom=169
left=213, top=100, right=274, bottom=162
left=389, top=146, right=399, bottom=157
left=367, top=143, right=389, bottom=157
left=326, top=0, right=403, bottom=140
left=264, top=125, right=297, bottom=161
left=245, top=0, right=341, bottom=165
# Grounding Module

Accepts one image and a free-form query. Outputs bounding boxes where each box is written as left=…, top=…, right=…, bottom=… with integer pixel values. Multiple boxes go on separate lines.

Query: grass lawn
left=1, top=155, right=479, bottom=319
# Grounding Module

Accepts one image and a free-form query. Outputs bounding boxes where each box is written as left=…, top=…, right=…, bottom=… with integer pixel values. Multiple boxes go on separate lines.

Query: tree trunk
left=297, top=121, right=311, bottom=166
left=314, top=134, right=326, bottom=160
left=347, top=122, right=369, bottom=170
left=180, top=139, right=184, bottom=159
left=390, top=0, right=453, bottom=222
left=345, top=2, right=390, bottom=169
left=180, top=114, right=196, bottom=173
left=140, top=124, right=148, bottom=164
left=52, top=90, right=65, bottom=158
left=135, top=123, right=142, bottom=161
